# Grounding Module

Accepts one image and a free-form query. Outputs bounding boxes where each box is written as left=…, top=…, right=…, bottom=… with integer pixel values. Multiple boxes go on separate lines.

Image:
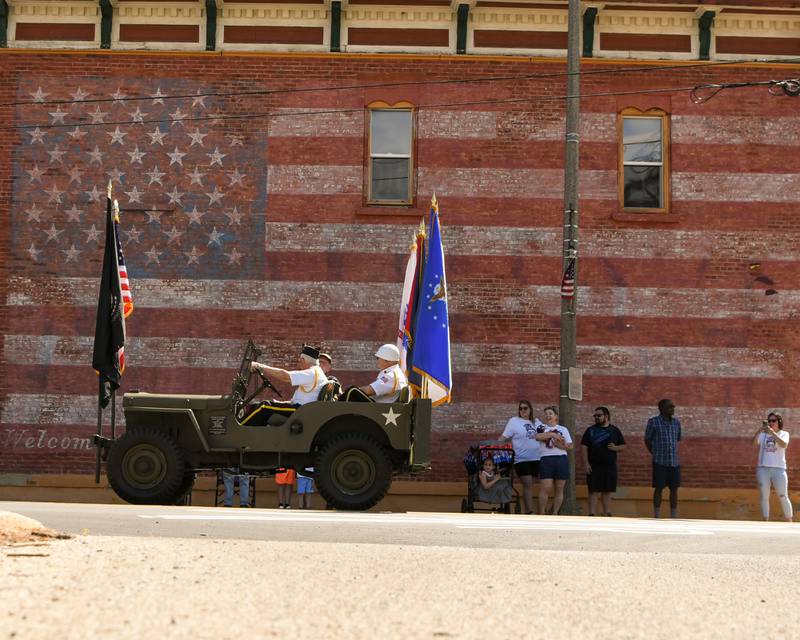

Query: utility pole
left=558, top=0, right=581, bottom=515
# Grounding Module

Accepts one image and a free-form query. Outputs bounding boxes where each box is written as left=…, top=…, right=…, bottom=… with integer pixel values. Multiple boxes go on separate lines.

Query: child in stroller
left=461, top=442, right=521, bottom=513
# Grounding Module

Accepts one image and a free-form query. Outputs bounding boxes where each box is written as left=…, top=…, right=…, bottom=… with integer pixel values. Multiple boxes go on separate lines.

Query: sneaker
left=240, top=504, right=250, bottom=508
left=278, top=504, right=285, bottom=509
left=604, top=512, right=612, bottom=517
left=285, top=505, right=292, bottom=509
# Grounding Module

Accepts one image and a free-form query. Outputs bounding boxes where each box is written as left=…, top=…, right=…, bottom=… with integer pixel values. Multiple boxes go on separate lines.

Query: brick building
left=0, top=0, right=798, bottom=506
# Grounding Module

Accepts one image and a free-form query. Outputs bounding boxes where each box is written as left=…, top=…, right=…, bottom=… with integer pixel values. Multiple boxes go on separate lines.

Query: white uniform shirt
left=539, top=424, right=572, bottom=458
left=757, top=430, right=790, bottom=469
left=369, top=365, right=408, bottom=403
left=288, top=365, right=328, bottom=405
left=501, top=417, right=543, bottom=463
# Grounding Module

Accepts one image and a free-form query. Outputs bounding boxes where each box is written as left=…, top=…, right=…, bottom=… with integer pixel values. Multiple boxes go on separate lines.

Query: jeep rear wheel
left=107, top=429, right=186, bottom=505
left=315, top=433, right=392, bottom=511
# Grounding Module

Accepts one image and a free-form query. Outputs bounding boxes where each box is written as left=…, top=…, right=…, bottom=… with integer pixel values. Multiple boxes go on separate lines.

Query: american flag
left=560, top=258, right=576, bottom=299
left=113, top=199, right=134, bottom=320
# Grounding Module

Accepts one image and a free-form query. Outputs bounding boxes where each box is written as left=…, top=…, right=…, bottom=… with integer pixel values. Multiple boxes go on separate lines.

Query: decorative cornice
left=716, top=15, right=800, bottom=34
left=222, top=6, right=327, bottom=20
left=117, top=2, right=203, bottom=20
left=344, top=8, right=453, bottom=23
left=599, top=13, right=694, bottom=30
left=8, top=0, right=99, bottom=19
left=471, top=11, right=566, bottom=27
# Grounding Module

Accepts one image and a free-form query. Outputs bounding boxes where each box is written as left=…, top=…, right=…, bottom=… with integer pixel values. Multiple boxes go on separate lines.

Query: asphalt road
left=3, top=500, right=799, bottom=555
left=3, top=502, right=800, bottom=639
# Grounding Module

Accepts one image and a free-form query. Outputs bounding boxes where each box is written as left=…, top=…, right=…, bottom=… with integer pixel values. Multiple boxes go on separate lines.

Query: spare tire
left=107, top=428, right=186, bottom=505
left=315, top=433, right=392, bottom=511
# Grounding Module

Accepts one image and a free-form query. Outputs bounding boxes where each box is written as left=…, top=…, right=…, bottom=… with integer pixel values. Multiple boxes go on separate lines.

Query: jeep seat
left=397, top=385, right=412, bottom=403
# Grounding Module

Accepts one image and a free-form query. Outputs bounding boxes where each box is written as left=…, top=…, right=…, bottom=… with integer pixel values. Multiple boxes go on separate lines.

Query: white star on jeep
left=381, top=408, right=400, bottom=426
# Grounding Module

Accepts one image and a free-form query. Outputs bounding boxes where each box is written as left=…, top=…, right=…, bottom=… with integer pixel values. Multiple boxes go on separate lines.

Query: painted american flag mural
left=3, top=76, right=267, bottom=470
left=2, top=58, right=799, bottom=487
left=13, top=77, right=266, bottom=279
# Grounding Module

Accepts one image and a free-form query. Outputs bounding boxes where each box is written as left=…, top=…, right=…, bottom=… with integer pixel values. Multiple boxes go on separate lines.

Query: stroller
left=461, top=441, right=521, bottom=514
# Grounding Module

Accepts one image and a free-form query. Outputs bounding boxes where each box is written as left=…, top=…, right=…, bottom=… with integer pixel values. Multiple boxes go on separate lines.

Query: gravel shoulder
left=2, top=533, right=798, bottom=640
left=0, top=510, right=68, bottom=546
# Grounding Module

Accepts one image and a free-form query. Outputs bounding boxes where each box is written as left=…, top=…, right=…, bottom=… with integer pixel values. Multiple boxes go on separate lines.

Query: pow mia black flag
left=91, top=191, right=126, bottom=408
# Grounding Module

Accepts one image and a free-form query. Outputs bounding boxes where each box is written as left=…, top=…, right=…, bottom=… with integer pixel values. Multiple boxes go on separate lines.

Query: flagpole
left=558, top=0, right=581, bottom=515
left=95, top=378, right=103, bottom=484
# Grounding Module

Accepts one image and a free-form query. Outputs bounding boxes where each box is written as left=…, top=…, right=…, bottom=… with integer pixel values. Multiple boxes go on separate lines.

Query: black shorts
left=586, top=465, right=618, bottom=493
left=652, top=463, right=681, bottom=489
left=539, top=455, right=570, bottom=480
left=514, top=460, right=539, bottom=478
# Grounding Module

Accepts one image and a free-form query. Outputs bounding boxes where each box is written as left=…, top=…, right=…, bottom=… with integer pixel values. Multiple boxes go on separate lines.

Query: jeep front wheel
left=315, top=433, right=392, bottom=511
left=107, top=429, right=186, bottom=505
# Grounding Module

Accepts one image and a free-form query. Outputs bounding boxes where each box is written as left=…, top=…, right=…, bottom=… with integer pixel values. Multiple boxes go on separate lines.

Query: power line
left=1, top=55, right=798, bottom=110
left=0, top=84, right=722, bottom=132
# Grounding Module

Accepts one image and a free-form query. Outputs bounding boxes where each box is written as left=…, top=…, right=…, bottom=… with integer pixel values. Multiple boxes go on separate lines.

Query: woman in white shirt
left=753, top=412, right=793, bottom=522
left=499, top=400, right=541, bottom=514
left=535, top=405, right=573, bottom=515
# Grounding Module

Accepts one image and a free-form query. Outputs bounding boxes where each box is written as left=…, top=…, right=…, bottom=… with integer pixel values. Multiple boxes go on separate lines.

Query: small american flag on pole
left=561, top=258, right=576, bottom=299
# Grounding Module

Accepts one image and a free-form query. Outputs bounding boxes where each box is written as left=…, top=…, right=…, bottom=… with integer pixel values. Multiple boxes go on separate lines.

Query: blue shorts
left=297, top=476, right=314, bottom=494
left=539, top=455, right=569, bottom=480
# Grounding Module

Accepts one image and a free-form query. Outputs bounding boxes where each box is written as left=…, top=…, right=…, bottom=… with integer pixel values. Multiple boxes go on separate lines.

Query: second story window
left=368, top=105, right=414, bottom=205
left=619, top=108, right=670, bottom=211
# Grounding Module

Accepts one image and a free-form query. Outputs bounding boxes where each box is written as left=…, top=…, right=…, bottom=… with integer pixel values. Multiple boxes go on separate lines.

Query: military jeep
left=97, top=340, right=431, bottom=510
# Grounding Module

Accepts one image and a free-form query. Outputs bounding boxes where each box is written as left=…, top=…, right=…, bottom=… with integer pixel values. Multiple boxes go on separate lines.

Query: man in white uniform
left=343, top=344, right=408, bottom=403
left=242, top=344, right=328, bottom=425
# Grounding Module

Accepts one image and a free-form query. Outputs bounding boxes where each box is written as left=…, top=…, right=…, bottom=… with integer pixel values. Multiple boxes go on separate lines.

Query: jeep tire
left=107, top=428, right=187, bottom=505
left=315, top=433, right=392, bottom=511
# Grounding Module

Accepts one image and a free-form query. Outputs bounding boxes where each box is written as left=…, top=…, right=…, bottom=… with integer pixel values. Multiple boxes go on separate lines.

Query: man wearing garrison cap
left=241, top=344, right=328, bottom=426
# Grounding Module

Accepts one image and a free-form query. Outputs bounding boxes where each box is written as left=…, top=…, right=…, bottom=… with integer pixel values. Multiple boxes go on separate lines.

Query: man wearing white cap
left=242, top=344, right=328, bottom=425
left=343, top=343, right=408, bottom=403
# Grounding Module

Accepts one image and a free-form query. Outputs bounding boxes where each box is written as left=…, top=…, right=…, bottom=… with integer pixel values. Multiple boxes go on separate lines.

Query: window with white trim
left=368, top=106, right=414, bottom=204
left=619, top=108, right=670, bottom=211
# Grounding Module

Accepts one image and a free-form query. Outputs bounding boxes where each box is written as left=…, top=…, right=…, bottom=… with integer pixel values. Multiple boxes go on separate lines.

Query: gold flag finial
left=418, top=219, right=426, bottom=238
left=113, top=199, right=120, bottom=222
left=107, top=181, right=113, bottom=199
left=431, top=192, right=438, bottom=212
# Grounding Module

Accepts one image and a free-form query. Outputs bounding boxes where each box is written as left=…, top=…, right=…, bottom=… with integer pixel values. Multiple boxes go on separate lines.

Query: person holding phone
left=753, top=412, right=793, bottom=522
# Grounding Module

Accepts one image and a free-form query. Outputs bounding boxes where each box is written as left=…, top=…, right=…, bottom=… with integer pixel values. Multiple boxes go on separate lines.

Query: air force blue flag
left=410, top=196, right=452, bottom=406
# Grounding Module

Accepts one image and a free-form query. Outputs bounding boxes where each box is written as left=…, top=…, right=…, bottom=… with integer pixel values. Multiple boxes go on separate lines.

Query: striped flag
left=561, top=258, right=576, bottom=299
left=113, top=200, right=134, bottom=319
left=397, top=221, right=426, bottom=377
